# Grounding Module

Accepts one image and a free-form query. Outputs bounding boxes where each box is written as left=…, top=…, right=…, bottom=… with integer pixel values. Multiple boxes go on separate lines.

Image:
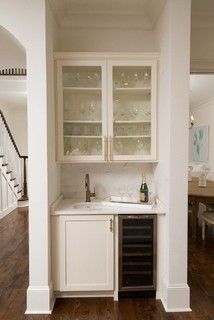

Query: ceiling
left=49, top=0, right=166, bottom=29
left=192, top=0, right=214, bottom=15
left=190, top=74, right=214, bottom=108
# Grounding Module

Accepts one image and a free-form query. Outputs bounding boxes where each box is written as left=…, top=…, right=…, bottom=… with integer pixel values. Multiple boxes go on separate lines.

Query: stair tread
left=10, top=178, right=16, bottom=181
left=17, top=190, right=22, bottom=193
left=2, top=163, right=8, bottom=166
left=6, top=171, right=12, bottom=174
left=14, top=184, right=19, bottom=187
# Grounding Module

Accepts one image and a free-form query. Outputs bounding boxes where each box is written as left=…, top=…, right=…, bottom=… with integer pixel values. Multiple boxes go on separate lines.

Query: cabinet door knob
left=109, top=218, right=113, bottom=232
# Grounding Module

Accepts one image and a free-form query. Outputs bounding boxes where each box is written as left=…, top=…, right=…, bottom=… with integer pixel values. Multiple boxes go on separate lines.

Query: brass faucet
left=85, top=173, right=95, bottom=202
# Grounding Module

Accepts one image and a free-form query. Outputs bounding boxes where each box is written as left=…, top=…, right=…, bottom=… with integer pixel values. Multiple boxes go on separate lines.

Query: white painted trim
left=0, top=203, right=17, bottom=219
left=113, top=291, right=118, bottom=301
left=161, top=301, right=191, bottom=313
left=54, top=52, right=160, bottom=60
left=18, top=200, right=29, bottom=208
left=50, top=194, right=63, bottom=213
left=25, top=282, right=55, bottom=315
left=191, top=59, right=214, bottom=73
left=55, top=291, right=114, bottom=298
left=191, top=97, right=214, bottom=110
left=161, top=280, right=191, bottom=312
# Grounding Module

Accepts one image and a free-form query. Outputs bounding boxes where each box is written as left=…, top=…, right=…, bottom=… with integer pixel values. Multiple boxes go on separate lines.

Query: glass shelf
left=114, top=120, right=151, bottom=124
left=114, top=88, right=151, bottom=94
left=64, top=87, right=101, bottom=93
left=64, top=135, right=102, bottom=138
left=64, top=120, right=102, bottom=124
left=114, top=135, right=151, bottom=138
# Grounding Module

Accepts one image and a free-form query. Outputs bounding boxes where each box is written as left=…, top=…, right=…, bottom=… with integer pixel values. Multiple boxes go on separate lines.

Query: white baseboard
left=161, top=279, right=191, bottom=312
left=25, top=281, right=55, bottom=314
left=18, top=200, right=29, bottom=208
left=0, top=203, right=17, bottom=219
left=55, top=291, right=114, bottom=298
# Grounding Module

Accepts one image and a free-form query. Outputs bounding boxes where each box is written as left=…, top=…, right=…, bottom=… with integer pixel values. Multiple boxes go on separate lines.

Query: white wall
left=62, top=163, right=156, bottom=200
left=0, top=26, right=26, bottom=69
left=190, top=98, right=214, bottom=179
left=0, top=100, right=27, bottom=156
left=58, top=28, right=156, bottom=52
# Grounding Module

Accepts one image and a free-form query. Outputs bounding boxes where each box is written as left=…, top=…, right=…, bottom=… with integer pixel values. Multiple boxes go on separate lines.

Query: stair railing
left=0, top=109, right=28, bottom=201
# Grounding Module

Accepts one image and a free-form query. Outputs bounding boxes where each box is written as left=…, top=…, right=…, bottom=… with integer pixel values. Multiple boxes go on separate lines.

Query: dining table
left=188, top=177, right=214, bottom=239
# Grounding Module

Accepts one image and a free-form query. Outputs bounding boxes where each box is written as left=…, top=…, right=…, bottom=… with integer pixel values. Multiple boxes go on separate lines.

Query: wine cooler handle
left=109, top=218, right=113, bottom=232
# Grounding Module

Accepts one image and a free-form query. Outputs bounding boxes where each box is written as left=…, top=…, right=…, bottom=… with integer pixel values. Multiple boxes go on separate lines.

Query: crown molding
left=54, top=51, right=160, bottom=61
left=191, top=14, right=214, bottom=29
left=190, top=59, right=214, bottom=74
left=190, top=96, right=214, bottom=110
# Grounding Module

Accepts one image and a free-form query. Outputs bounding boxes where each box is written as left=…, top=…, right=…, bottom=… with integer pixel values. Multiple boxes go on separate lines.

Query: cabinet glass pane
left=113, top=66, right=152, bottom=156
left=62, top=66, right=102, bottom=156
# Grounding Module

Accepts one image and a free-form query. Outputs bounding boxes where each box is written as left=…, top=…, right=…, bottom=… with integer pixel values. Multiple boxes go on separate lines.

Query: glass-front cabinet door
left=108, top=60, right=157, bottom=161
left=56, top=56, right=157, bottom=162
left=57, top=60, right=107, bottom=162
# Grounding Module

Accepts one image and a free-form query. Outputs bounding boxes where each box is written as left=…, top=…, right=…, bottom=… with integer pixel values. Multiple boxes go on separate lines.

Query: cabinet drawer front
left=59, top=215, right=114, bottom=291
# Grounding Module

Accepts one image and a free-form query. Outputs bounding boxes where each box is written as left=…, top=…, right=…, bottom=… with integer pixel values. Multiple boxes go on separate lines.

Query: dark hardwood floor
left=0, top=207, right=213, bottom=320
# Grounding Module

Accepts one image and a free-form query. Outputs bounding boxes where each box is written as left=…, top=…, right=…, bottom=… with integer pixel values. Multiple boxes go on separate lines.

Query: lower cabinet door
left=59, top=215, right=114, bottom=291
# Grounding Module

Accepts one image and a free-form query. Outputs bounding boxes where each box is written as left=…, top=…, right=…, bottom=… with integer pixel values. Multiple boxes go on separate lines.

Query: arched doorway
left=0, top=26, right=28, bottom=213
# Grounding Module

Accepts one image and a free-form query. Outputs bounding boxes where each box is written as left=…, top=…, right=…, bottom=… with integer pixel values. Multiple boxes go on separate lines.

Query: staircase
left=0, top=109, right=28, bottom=218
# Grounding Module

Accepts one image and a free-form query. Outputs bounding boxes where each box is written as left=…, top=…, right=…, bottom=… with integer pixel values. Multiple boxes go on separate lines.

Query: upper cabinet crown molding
left=55, top=53, right=158, bottom=163
left=54, top=52, right=160, bottom=61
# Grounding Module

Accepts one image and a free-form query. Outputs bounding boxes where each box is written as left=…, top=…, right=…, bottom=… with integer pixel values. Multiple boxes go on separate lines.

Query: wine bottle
left=140, top=175, right=149, bottom=203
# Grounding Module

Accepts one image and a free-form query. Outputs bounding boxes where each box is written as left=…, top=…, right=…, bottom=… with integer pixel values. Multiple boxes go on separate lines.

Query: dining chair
left=202, top=211, right=214, bottom=240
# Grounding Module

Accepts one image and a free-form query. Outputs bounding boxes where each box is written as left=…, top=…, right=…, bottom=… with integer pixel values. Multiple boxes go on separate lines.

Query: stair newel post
left=19, top=156, right=28, bottom=201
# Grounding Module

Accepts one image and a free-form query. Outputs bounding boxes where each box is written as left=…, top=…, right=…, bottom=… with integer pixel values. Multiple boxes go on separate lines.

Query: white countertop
left=51, top=197, right=166, bottom=216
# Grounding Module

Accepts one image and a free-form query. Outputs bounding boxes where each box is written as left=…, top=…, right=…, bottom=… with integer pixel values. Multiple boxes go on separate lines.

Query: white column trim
left=161, top=278, right=191, bottom=312
left=25, top=281, right=56, bottom=314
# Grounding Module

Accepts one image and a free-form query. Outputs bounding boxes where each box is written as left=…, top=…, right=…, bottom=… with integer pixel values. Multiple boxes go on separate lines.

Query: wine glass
left=80, top=102, right=86, bottom=118
left=95, top=140, right=101, bottom=152
left=87, top=74, right=93, bottom=87
left=143, top=71, right=150, bottom=87
left=134, top=72, right=139, bottom=83
left=93, top=72, right=100, bottom=87
left=89, top=101, right=96, bottom=120
left=136, top=139, right=144, bottom=154
left=75, top=72, right=81, bottom=87
left=132, top=107, right=138, bottom=120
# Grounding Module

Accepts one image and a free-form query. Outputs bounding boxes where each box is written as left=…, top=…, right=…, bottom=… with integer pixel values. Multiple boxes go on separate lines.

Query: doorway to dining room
left=188, top=74, right=214, bottom=241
